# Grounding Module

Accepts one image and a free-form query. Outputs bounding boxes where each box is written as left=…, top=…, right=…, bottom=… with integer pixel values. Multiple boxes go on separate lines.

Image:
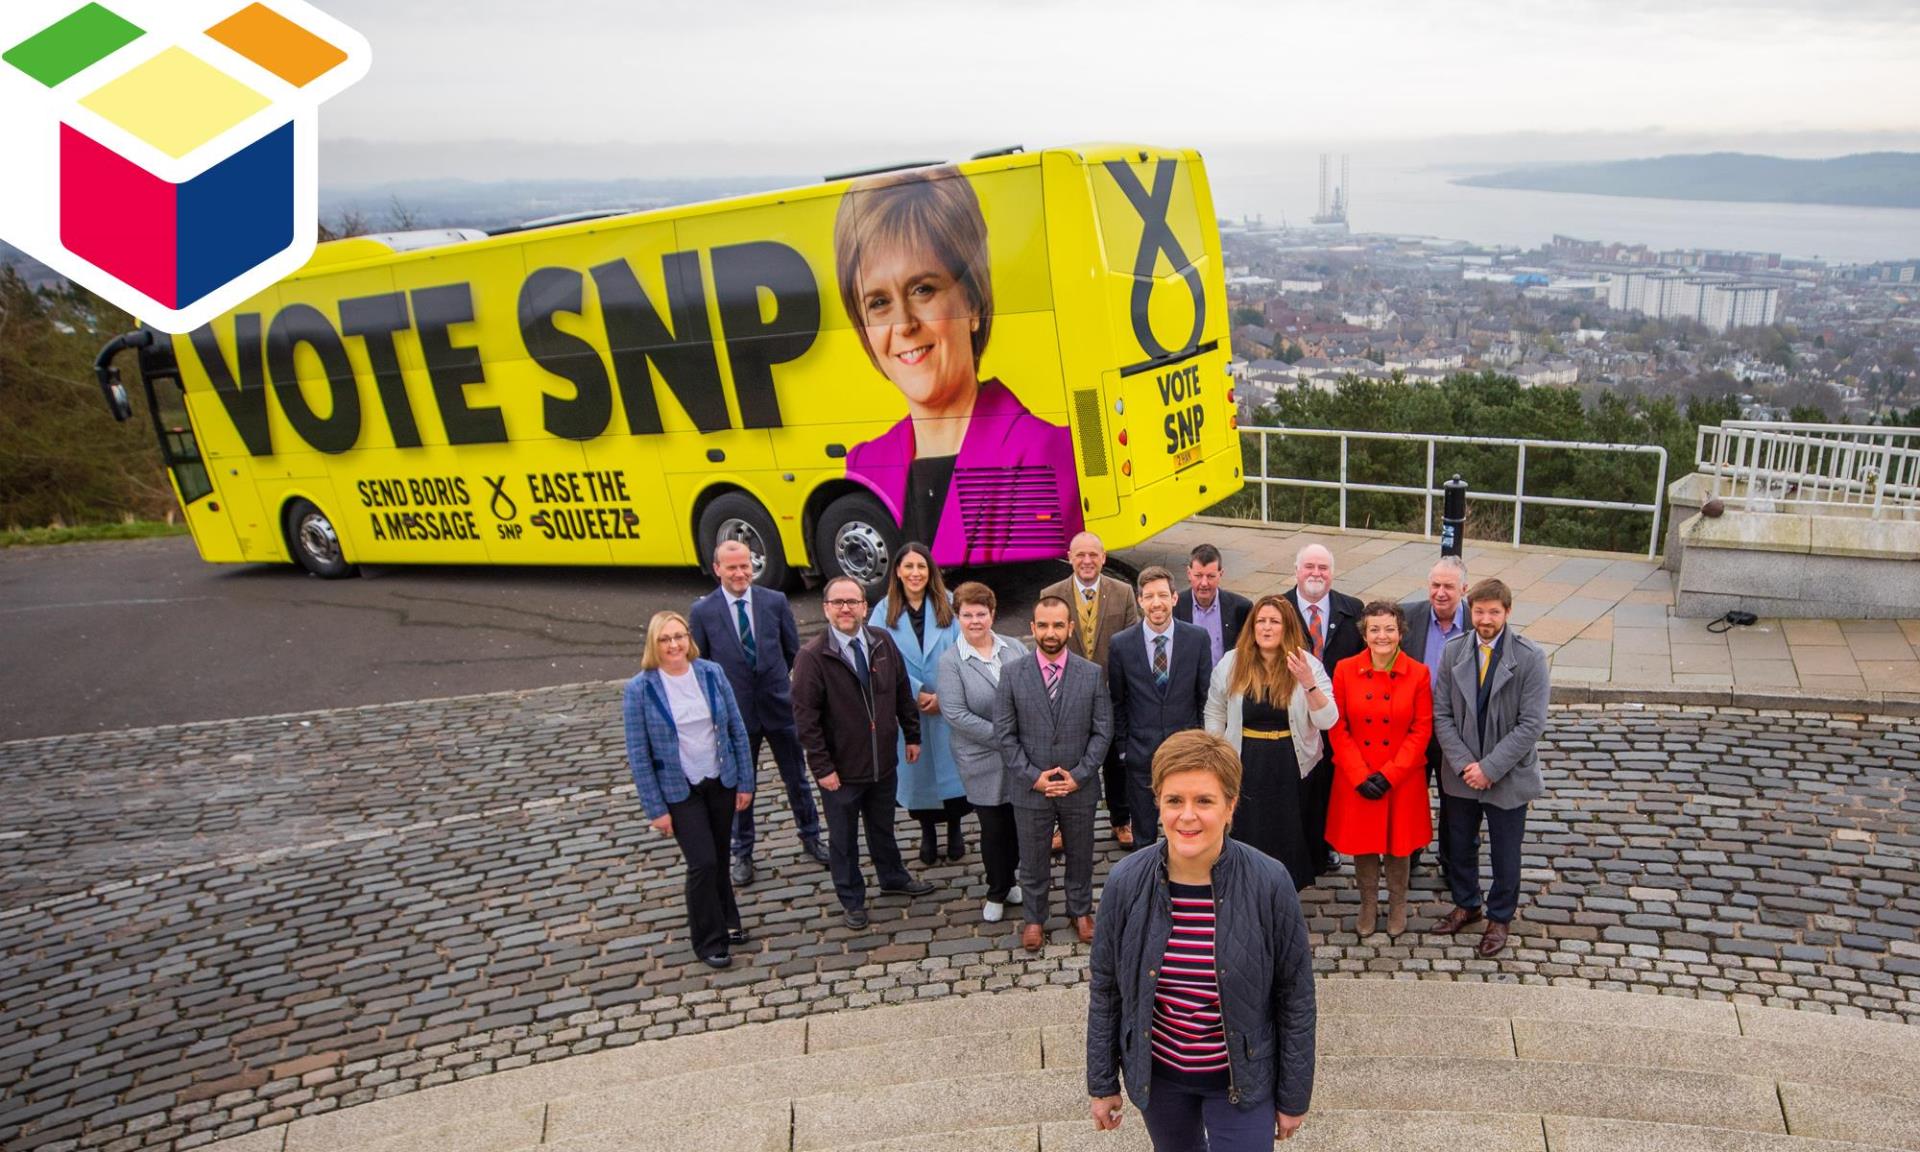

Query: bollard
left=1440, top=475, right=1468, bottom=557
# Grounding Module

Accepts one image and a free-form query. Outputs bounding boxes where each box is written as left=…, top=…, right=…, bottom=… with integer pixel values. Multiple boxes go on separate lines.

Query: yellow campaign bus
left=95, top=143, right=1242, bottom=590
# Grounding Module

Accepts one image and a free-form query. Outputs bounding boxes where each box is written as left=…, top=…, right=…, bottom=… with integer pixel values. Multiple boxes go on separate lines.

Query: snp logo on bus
left=0, top=1, right=368, bottom=333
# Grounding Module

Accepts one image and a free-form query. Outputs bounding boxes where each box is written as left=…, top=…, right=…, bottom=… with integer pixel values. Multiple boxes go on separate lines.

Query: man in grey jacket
left=995, top=595, right=1114, bottom=952
left=1430, top=577, right=1550, bottom=958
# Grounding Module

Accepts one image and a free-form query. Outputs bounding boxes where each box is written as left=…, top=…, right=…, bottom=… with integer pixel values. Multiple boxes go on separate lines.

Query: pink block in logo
left=59, top=123, right=180, bottom=308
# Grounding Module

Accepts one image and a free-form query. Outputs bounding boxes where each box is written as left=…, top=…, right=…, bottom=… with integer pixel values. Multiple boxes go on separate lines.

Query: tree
left=1232, top=305, right=1266, bottom=328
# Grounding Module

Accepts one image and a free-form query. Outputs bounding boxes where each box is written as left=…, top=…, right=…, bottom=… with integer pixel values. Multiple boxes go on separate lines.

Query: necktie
left=1309, top=604, right=1325, bottom=659
left=735, top=598, right=757, bottom=664
left=850, top=636, right=870, bottom=687
left=1153, top=634, right=1169, bottom=688
left=1043, top=659, right=1061, bottom=701
left=1478, top=642, right=1494, bottom=686
left=1081, top=587, right=1095, bottom=602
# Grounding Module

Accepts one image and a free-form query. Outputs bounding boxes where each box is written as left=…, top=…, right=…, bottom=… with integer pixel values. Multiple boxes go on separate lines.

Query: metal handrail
left=1696, top=422, right=1920, bottom=516
left=1240, top=426, right=1670, bottom=558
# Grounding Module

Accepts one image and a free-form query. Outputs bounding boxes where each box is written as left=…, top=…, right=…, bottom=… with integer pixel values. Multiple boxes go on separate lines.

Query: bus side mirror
left=93, top=329, right=153, bottom=422
left=102, top=369, right=133, bottom=422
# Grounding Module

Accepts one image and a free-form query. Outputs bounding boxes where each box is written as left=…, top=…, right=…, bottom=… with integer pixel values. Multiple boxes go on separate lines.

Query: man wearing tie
left=1041, top=532, right=1140, bottom=847
left=1399, top=555, right=1470, bottom=874
left=1174, top=543, right=1253, bottom=665
left=1284, top=543, right=1364, bottom=875
left=790, top=576, right=938, bottom=929
left=1108, top=566, right=1214, bottom=846
left=689, top=542, right=827, bottom=886
left=1430, top=578, right=1550, bottom=959
left=994, top=595, right=1113, bottom=951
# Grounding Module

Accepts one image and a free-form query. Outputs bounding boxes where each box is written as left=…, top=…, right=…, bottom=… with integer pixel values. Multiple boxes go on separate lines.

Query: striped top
left=1151, top=882, right=1229, bottom=1089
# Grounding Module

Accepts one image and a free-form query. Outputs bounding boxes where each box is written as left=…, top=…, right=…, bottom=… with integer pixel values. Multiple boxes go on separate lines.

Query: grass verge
left=1, top=521, right=190, bottom=548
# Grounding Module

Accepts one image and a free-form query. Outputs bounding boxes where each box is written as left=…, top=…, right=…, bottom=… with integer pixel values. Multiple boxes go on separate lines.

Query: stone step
left=283, top=1020, right=807, bottom=1152
left=1544, top=1116, right=1906, bottom=1152
left=1042, top=1110, right=1545, bottom=1152
left=1043, top=1012, right=1518, bottom=1065
left=1739, top=1005, right=1920, bottom=1063
left=1781, top=1083, right=1920, bottom=1152
left=805, top=986, right=1085, bottom=1052
left=1512, top=1018, right=1920, bottom=1103
left=1314, top=978, right=1738, bottom=1036
left=544, top=1030, right=1042, bottom=1145
left=785, top=1052, right=1788, bottom=1150
left=342, top=1103, right=545, bottom=1152
left=811, top=1126, right=1040, bottom=1152
left=534, top=1099, right=790, bottom=1152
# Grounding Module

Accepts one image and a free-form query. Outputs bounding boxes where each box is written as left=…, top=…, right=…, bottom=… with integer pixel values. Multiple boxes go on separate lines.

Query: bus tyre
left=813, top=491, right=900, bottom=597
left=697, top=493, right=789, bottom=589
left=285, top=499, right=357, bottom=579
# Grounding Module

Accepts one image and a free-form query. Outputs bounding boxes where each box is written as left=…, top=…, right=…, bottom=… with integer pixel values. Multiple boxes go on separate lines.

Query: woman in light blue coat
left=871, top=542, right=970, bottom=865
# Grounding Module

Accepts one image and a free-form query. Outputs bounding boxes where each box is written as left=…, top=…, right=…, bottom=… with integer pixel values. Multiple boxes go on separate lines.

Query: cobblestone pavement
left=3, top=687, right=1919, bottom=1152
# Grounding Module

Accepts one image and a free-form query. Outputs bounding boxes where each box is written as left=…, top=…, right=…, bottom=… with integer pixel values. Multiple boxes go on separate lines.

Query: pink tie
left=1309, top=604, right=1325, bottom=658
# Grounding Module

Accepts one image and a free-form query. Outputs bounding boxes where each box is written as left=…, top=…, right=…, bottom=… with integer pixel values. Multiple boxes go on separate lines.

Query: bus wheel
left=813, top=491, right=900, bottom=596
left=698, top=493, right=789, bottom=588
left=285, top=499, right=358, bottom=579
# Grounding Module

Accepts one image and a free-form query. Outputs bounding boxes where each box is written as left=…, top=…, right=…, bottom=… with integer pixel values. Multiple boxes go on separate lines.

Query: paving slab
left=1779, top=1083, right=1920, bottom=1151
left=792, top=1068, right=1084, bottom=1150
left=820, top=1126, right=1041, bottom=1152
left=1737, top=1006, right=1920, bottom=1063
left=338, top=1104, right=543, bottom=1152
left=538, top=1099, right=790, bottom=1152
left=1044, top=1110, right=1545, bottom=1152
left=805, top=988, right=1084, bottom=1051
left=1045, top=1014, right=1515, bottom=1066
left=1315, top=979, right=1739, bottom=1035
left=1317, top=1056, right=1783, bottom=1132
left=1513, top=1019, right=1920, bottom=1102
left=1542, top=1116, right=1898, bottom=1152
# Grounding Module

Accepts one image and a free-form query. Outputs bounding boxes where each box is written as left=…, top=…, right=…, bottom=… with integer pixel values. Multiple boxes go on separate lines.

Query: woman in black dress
left=1203, top=595, right=1338, bottom=892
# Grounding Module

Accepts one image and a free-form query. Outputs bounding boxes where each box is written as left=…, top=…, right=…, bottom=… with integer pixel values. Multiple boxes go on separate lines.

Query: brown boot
left=1354, top=854, right=1381, bottom=936
left=1385, top=855, right=1411, bottom=937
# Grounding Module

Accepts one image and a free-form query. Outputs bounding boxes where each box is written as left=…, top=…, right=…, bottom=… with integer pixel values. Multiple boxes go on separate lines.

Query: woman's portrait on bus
left=833, top=167, right=1083, bottom=567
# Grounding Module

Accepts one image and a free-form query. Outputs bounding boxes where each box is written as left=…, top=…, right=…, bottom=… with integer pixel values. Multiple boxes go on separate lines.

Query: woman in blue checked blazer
left=624, top=610, right=755, bottom=969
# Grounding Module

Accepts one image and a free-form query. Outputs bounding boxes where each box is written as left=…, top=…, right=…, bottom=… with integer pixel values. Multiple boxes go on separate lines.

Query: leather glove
left=1356, top=772, right=1391, bottom=801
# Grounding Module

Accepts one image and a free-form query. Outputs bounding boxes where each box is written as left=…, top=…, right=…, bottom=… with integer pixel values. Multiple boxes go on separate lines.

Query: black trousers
left=730, top=725, right=820, bottom=860
left=1101, top=746, right=1129, bottom=834
left=1441, top=791, right=1529, bottom=924
left=1303, top=754, right=1334, bottom=871
left=1126, top=769, right=1161, bottom=847
left=667, top=777, right=742, bottom=960
left=974, top=802, right=1020, bottom=902
left=820, top=775, right=912, bottom=912
left=1410, top=736, right=1448, bottom=871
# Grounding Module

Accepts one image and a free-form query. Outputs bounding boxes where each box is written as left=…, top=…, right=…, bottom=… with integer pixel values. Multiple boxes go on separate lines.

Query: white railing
left=1696, top=421, right=1920, bottom=516
left=1238, top=426, right=1670, bottom=559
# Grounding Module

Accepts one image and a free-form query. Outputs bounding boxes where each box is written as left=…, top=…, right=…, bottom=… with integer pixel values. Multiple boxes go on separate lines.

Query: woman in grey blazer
left=936, top=582, right=1026, bottom=922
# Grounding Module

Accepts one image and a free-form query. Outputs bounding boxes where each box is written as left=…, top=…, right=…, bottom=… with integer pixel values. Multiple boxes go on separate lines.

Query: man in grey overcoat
left=1430, top=577, right=1550, bottom=958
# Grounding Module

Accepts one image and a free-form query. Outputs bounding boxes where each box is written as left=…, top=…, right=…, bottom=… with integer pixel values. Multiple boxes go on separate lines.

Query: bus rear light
left=1117, top=429, right=1128, bottom=447
left=1121, top=460, right=1133, bottom=477
left=1227, top=387, right=1237, bottom=405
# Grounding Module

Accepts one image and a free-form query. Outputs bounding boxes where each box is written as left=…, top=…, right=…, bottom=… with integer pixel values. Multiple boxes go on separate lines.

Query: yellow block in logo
left=79, top=46, right=269, bottom=159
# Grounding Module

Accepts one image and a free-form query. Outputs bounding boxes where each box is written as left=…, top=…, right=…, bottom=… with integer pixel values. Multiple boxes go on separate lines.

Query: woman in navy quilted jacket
left=623, top=611, right=755, bottom=970
left=1087, top=730, right=1317, bottom=1149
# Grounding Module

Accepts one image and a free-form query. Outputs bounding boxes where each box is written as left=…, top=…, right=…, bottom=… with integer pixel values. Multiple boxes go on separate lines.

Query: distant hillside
left=1456, top=152, right=1920, bottom=209
left=0, top=241, right=66, bottom=289
left=320, top=176, right=805, bottom=233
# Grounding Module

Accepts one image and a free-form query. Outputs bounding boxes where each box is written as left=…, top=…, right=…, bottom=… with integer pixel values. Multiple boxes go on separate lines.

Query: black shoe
left=731, top=857, right=755, bottom=886
left=843, top=907, right=869, bottom=930
left=699, top=952, right=731, bottom=969
left=918, top=828, right=939, bottom=866
left=726, top=927, right=750, bottom=947
left=946, top=822, right=966, bottom=862
left=801, top=837, right=831, bottom=866
left=880, top=878, right=937, bottom=897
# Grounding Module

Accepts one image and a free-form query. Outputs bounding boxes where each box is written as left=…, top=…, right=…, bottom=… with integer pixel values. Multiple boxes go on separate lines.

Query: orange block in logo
left=205, top=3, right=345, bottom=88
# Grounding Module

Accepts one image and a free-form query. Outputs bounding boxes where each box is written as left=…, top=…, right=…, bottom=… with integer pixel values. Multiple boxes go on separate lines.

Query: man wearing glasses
left=791, top=576, right=939, bottom=930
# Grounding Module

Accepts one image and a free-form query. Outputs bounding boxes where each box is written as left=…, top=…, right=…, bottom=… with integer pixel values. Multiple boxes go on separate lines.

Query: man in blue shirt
left=1400, top=556, right=1468, bottom=874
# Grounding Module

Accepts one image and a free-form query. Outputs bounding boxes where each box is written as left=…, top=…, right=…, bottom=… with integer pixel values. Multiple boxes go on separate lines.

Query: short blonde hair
left=834, top=166, right=993, bottom=370
left=1150, top=730, right=1243, bottom=809
left=639, top=610, right=699, bottom=671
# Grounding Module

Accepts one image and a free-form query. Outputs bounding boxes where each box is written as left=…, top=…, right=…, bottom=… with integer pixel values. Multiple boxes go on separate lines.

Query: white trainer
left=1006, top=885, right=1024, bottom=905
left=982, top=900, right=1005, bottom=923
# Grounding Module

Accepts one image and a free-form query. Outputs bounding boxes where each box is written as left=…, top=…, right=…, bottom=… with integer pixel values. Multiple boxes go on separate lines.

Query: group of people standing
left=622, top=533, right=1550, bottom=971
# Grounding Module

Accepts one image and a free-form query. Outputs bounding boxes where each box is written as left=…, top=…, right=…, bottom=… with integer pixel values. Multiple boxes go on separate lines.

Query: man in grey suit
left=1430, top=577, right=1550, bottom=958
left=995, top=594, right=1114, bottom=953
left=1399, top=555, right=1471, bottom=874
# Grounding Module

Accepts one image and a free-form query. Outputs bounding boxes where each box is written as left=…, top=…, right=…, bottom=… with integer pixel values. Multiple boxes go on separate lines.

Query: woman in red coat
left=1326, top=601, right=1433, bottom=937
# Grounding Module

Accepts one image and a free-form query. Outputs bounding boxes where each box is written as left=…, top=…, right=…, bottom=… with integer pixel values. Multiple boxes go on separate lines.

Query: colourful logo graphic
left=0, top=1, right=368, bottom=332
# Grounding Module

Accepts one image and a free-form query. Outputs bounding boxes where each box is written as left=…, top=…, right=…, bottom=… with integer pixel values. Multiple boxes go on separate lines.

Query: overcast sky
left=313, top=0, right=1920, bottom=182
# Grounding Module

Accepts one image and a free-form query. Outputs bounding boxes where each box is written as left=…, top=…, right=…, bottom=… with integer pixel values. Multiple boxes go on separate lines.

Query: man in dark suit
left=1284, top=542, right=1364, bottom=876
left=994, top=594, right=1113, bottom=952
left=1174, top=542, right=1253, bottom=665
left=1431, top=578, right=1550, bottom=959
left=689, top=541, right=826, bottom=886
left=1399, top=555, right=1471, bottom=875
left=1109, top=566, right=1214, bottom=846
left=1040, top=532, right=1139, bottom=847
left=790, top=576, right=937, bottom=929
